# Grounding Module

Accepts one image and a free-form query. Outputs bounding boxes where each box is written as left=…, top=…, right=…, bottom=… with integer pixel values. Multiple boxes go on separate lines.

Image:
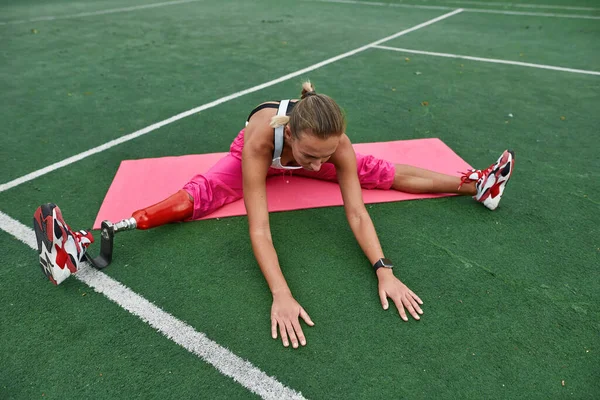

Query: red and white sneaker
left=460, top=150, right=515, bottom=210
left=33, top=203, right=94, bottom=285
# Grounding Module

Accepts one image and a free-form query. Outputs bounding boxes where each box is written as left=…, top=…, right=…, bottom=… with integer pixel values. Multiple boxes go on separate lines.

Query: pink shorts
left=183, top=129, right=396, bottom=220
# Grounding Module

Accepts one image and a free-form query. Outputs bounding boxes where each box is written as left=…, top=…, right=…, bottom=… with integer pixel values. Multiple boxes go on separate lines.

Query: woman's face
left=286, top=126, right=341, bottom=171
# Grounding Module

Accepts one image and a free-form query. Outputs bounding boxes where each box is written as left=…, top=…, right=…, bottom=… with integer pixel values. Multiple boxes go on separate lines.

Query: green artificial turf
left=1, top=0, right=598, bottom=398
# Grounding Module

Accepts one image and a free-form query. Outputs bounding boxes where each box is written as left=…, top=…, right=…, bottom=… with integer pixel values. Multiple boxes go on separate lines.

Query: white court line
left=313, top=0, right=455, bottom=10
left=443, top=1, right=599, bottom=12
left=465, top=7, right=600, bottom=19
left=312, top=0, right=453, bottom=11
left=373, top=45, right=600, bottom=76
left=0, top=0, right=204, bottom=26
left=312, top=0, right=600, bottom=19
left=0, top=8, right=463, bottom=194
left=0, top=210, right=305, bottom=400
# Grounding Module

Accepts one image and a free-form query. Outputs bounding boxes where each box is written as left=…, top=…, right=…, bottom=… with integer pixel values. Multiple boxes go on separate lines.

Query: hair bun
left=301, top=90, right=317, bottom=99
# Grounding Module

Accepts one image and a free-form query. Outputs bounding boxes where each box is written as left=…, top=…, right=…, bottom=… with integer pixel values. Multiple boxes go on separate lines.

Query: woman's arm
left=242, top=142, right=292, bottom=297
left=331, top=135, right=424, bottom=321
left=242, top=120, right=314, bottom=348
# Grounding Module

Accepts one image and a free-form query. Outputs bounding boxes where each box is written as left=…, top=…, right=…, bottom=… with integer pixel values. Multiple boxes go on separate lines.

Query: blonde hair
left=270, top=81, right=346, bottom=139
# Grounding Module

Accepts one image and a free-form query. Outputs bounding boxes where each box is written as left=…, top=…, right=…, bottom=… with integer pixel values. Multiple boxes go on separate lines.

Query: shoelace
left=457, top=162, right=495, bottom=190
left=72, top=229, right=94, bottom=247
left=458, top=169, right=480, bottom=190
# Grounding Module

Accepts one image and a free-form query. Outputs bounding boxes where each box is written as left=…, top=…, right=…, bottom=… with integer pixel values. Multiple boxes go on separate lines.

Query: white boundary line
left=464, top=7, right=600, bottom=19
left=312, top=0, right=600, bottom=19
left=373, top=45, right=600, bottom=76
left=0, top=8, right=463, bottom=194
left=443, top=1, right=600, bottom=11
left=0, top=210, right=305, bottom=400
left=313, top=0, right=454, bottom=11
left=0, top=0, right=204, bottom=26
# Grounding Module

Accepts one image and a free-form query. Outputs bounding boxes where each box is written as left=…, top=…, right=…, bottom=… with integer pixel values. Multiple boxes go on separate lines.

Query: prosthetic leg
left=85, top=190, right=193, bottom=269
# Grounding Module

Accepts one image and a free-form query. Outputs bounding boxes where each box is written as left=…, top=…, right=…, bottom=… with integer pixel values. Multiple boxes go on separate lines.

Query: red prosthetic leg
left=132, top=189, right=194, bottom=230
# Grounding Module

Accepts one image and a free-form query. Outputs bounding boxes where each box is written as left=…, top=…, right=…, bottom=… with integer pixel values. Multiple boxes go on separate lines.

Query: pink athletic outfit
left=182, top=100, right=396, bottom=220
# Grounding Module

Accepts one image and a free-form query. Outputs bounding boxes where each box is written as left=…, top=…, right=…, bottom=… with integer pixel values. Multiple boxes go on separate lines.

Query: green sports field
left=1, top=0, right=599, bottom=398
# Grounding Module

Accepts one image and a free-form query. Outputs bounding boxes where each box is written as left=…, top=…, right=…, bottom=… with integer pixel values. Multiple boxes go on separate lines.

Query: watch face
left=380, top=258, right=393, bottom=268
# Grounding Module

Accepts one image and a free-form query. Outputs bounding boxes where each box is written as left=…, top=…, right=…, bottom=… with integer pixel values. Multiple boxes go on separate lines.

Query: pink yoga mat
left=93, top=138, right=471, bottom=229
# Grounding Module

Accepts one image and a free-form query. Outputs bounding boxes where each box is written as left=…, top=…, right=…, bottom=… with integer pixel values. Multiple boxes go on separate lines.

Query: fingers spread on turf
left=278, top=321, right=289, bottom=347
left=292, top=319, right=306, bottom=347
left=285, top=321, right=299, bottom=349
left=379, top=290, right=389, bottom=310
left=391, top=296, right=408, bottom=321
left=271, top=318, right=278, bottom=339
left=410, top=291, right=424, bottom=305
left=411, top=297, right=423, bottom=315
left=299, top=307, right=315, bottom=327
left=402, top=296, right=420, bottom=320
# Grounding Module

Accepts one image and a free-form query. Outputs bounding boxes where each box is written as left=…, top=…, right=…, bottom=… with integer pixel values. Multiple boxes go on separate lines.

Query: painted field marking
left=374, top=45, right=600, bottom=76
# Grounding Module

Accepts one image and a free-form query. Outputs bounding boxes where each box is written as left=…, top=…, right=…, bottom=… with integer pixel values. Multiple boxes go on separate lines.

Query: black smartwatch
left=373, top=257, right=393, bottom=272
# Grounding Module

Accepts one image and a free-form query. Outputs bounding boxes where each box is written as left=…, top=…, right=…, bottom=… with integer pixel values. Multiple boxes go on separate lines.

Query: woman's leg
left=123, top=130, right=248, bottom=230
left=290, top=153, right=474, bottom=194
left=392, top=164, right=476, bottom=195
left=286, top=149, right=513, bottom=210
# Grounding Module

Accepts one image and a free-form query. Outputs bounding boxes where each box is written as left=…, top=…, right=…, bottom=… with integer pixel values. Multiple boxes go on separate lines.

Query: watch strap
left=373, top=257, right=393, bottom=272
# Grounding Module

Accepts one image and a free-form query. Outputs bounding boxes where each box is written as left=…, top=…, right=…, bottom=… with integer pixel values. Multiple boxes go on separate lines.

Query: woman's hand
left=376, top=269, right=423, bottom=321
left=271, top=292, right=314, bottom=348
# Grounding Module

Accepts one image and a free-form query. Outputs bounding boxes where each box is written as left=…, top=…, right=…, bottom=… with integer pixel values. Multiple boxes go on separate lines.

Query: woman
left=34, top=82, right=515, bottom=348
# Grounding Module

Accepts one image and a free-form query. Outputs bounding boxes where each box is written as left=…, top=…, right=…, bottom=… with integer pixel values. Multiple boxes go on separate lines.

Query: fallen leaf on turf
left=560, top=116, right=566, bottom=120
left=421, top=101, right=429, bottom=106
left=415, top=71, right=422, bottom=75
left=31, top=29, right=38, bottom=34
left=405, top=57, right=410, bottom=62
left=561, top=380, right=565, bottom=387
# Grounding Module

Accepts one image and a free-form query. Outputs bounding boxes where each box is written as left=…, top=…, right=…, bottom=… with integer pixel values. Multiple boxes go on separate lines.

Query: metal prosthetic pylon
left=84, top=217, right=136, bottom=269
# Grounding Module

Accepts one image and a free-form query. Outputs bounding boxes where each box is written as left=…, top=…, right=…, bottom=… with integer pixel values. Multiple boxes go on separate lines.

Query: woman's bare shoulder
left=336, top=133, right=352, bottom=151
left=244, top=114, right=275, bottom=156
left=244, top=98, right=299, bottom=153
left=330, top=134, right=354, bottom=165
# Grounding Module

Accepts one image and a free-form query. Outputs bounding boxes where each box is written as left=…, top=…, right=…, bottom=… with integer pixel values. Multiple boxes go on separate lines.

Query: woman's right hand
left=271, top=292, right=315, bottom=348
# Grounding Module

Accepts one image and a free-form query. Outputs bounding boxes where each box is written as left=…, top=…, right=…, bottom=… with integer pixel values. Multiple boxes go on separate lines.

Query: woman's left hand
left=376, top=269, right=423, bottom=321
